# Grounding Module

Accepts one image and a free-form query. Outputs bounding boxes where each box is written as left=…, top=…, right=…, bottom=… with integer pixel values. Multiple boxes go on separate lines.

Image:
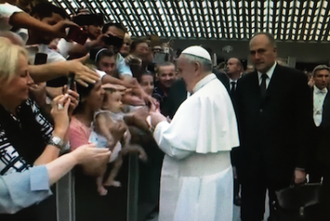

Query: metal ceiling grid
left=50, top=0, right=330, bottom=42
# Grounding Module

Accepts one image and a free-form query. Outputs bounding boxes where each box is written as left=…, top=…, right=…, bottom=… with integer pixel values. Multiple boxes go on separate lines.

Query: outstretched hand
left=66, top=54, right=100, bottom=87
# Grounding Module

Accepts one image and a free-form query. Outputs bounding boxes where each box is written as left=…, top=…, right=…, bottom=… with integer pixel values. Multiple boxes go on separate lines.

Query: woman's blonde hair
left=0, top=37, right=28, bottom=81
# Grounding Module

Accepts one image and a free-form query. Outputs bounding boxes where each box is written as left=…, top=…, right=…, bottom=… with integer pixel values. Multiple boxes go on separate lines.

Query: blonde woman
left=0, top=37, right=110, bottom=219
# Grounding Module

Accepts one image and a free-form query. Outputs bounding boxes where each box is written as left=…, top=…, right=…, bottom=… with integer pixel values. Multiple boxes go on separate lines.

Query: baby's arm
left=94, top=114, right=118, bottom=151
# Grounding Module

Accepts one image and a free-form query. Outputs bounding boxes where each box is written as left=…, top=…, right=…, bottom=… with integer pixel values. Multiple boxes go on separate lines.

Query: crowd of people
left=0, top=1, right=330, bottom=221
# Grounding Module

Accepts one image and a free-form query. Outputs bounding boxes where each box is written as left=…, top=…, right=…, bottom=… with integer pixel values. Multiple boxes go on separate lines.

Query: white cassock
left=153, top=73, right=239, bottom=221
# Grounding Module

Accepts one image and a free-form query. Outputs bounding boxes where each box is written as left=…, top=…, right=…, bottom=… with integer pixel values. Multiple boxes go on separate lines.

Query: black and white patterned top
left=0, top=99, right=53, bottom=175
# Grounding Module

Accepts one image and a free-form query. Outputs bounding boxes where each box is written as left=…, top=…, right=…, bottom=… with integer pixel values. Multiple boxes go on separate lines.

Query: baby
left=89, top=84, right=147, bottom=196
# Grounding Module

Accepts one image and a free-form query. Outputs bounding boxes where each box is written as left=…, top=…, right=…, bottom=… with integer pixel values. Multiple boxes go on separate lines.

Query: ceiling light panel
left=48, top=0, right=330, bottom=42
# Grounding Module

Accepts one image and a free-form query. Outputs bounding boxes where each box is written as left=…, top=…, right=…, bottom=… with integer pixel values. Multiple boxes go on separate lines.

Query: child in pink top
left=69, top=116, right=92, bottom=150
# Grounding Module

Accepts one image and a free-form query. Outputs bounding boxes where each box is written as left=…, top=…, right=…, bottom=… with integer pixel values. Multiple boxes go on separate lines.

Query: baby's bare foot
left=97, top=186, right=108, bottom=196
left=104, top=180, right=121, bottom=187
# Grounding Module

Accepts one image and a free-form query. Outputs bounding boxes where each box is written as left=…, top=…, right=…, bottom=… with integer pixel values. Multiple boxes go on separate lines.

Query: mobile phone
left=67, top=73, right=75, bottom=90
left=34, top=53, right=48, bottom=65
left=104, top=34, right=124, bottom=49
left=153, top=52, right=167, bottom=65
left=67, top=26, right=88, bottom=45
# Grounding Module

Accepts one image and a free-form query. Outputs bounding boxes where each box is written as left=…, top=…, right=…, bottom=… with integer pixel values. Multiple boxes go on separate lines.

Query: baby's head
left=102, top=85, right=123, bottom=113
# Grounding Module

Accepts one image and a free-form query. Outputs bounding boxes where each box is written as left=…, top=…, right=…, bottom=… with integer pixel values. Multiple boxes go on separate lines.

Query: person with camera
left=0, top=0, right=77, bottom=44
left=0, top=36, right=110, bottom=220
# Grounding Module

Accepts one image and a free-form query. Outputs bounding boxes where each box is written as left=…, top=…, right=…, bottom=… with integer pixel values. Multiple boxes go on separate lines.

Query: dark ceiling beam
left=305, top=0, right=319, bottom=42
left=229, top=0, right=237, bottom=39
left=247, top=0, right=253, bottom=38
left=111, top=1, right=136, bottom=35
left=216, top=0, right=227, bottom=39
left=222, top=0, right=232, bottom=39
left=298, top=0, right=311, bottom=41
left=205, top=0, right=216, bottom=39
left=241, top=0, right=249, bottom=39
left=318, top=1, right=330, bottom=41
left=148, top=0, right=168, bottom=38
left=197, top=0, right=209, bottom=39
left=128, top=2, right=149, bottom=36
left=136, top=1, right=158, bottom=35
left=188, top=0, right=205, bottom=38
left=210, top=0, right=220, bottom=39
left=160, top=1, right=177, bottom=38
left=282, top=0, right=291, bottom=41
left=293, top=0, right=304, bottom=41
left=275, top=0, right=284, bottom=40
left=287, top=0, right=296, bottom=40
left=171, top=0, right=189, bottom=38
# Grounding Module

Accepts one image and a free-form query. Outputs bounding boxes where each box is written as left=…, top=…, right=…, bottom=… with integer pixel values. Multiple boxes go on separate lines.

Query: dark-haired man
left=101, top=22, right=133, bottom=80
left=235, top=32, right=312, bottom=221
left=226, top=57, right=243, bottom=97
left=102, top=22, right=126, bottom=39
left=26, top=2, right=69, bottom=63
left=153, top=62, right=176, bottom=113
left=57, top=13, right=104, bottom=58
left=25, top=2, right=72, bottom=98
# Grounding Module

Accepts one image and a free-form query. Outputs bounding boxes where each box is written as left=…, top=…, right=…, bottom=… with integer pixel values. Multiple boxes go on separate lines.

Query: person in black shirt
left=0, top=37, right=77, bottom=221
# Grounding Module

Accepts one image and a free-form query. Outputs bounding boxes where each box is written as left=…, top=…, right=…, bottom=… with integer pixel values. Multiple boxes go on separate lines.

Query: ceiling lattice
left=51, top=0, right=330, bottom=42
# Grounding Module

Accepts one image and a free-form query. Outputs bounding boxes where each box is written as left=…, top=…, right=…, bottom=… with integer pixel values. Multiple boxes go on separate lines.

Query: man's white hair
left=182, top=54, right=212, bottom=72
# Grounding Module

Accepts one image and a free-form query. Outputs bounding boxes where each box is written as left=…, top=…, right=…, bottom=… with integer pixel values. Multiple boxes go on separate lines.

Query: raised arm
left=29, top=55, right=100, bottom=86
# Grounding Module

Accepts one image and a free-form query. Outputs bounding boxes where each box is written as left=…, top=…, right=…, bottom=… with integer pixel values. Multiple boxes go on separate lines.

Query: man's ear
left=273, top=47, right=278, bottom=54
left=194, top=61, right=201, bottom=73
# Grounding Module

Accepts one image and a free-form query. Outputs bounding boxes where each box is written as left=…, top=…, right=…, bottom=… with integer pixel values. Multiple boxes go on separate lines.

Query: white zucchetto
left=181, top=46, right=212, bottom=62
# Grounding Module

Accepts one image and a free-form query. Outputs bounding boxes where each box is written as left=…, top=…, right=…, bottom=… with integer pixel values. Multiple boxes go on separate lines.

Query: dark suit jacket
left=235, top=64, right=313, bottom=182
left=312, top=88, right=330, bottom=170
left=162, top=70, right=230, bottom=118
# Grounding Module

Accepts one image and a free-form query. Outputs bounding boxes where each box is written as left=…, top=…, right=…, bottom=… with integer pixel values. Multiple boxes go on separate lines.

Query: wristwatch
left=48, top=136, right=67, bottom=150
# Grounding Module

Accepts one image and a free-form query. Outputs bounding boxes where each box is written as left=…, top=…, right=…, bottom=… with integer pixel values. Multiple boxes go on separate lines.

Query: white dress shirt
left=258, top=62, right=277, bottom=88
left=313, top=85, right=328, bottom=127
left=229, top=79, right=238, bottom=91
left=26, top=44, right=66, bottom=64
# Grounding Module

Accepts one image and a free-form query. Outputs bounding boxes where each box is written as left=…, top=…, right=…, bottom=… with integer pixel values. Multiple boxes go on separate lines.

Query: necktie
left=316, top=88, right=327, bottom=94
left=230, top=82, right=236, bottom=95
left=260, top=73, right=268, bottom=98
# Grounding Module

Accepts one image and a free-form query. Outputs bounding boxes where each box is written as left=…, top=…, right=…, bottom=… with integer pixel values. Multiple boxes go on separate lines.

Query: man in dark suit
left=226, top=57, right=243, bottom=97
left=226, top=57, right=244, bottom=205
left=235, top=32, right=312, bottom=221
left=308, top=65, right=330, bottom=183
left=163, top=68, right=229, bottom=119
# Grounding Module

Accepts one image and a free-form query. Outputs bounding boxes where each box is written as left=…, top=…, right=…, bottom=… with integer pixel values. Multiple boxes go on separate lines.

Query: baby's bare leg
left=103, top=154, right=123, bottom=187
left=96, top=176, right=108, bottom=196
left=103, top=144, right=147, bottom=187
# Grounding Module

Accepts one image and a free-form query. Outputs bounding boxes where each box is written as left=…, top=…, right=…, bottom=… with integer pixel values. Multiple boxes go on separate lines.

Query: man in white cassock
left=148, top=46, right=239, bottom=221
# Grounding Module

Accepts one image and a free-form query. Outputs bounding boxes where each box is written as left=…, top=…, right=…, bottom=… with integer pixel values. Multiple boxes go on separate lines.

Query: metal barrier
left=56, top=154, right=140, bottom=221
left=56, top=171, right=75, bottom=221
left=127, top=153, right=139, bottom=221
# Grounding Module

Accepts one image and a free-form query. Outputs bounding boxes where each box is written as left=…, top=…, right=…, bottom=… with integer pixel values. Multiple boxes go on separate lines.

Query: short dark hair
left=73, top=81, right=98, bottom=115
left=251, top=32, right=277, bottom=48
left=228, top=57, right=243, bottom=69
left=72, top=14, right=104, bottom=27
left=102, top=22, right=127, bottom=34
left=31, top=2, right=68, bottom=20
left=137, top=71, right=154, bottom=83
left=157, top=62, right=175, bottom=74
left=130, top=38, right=148, bottom=53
